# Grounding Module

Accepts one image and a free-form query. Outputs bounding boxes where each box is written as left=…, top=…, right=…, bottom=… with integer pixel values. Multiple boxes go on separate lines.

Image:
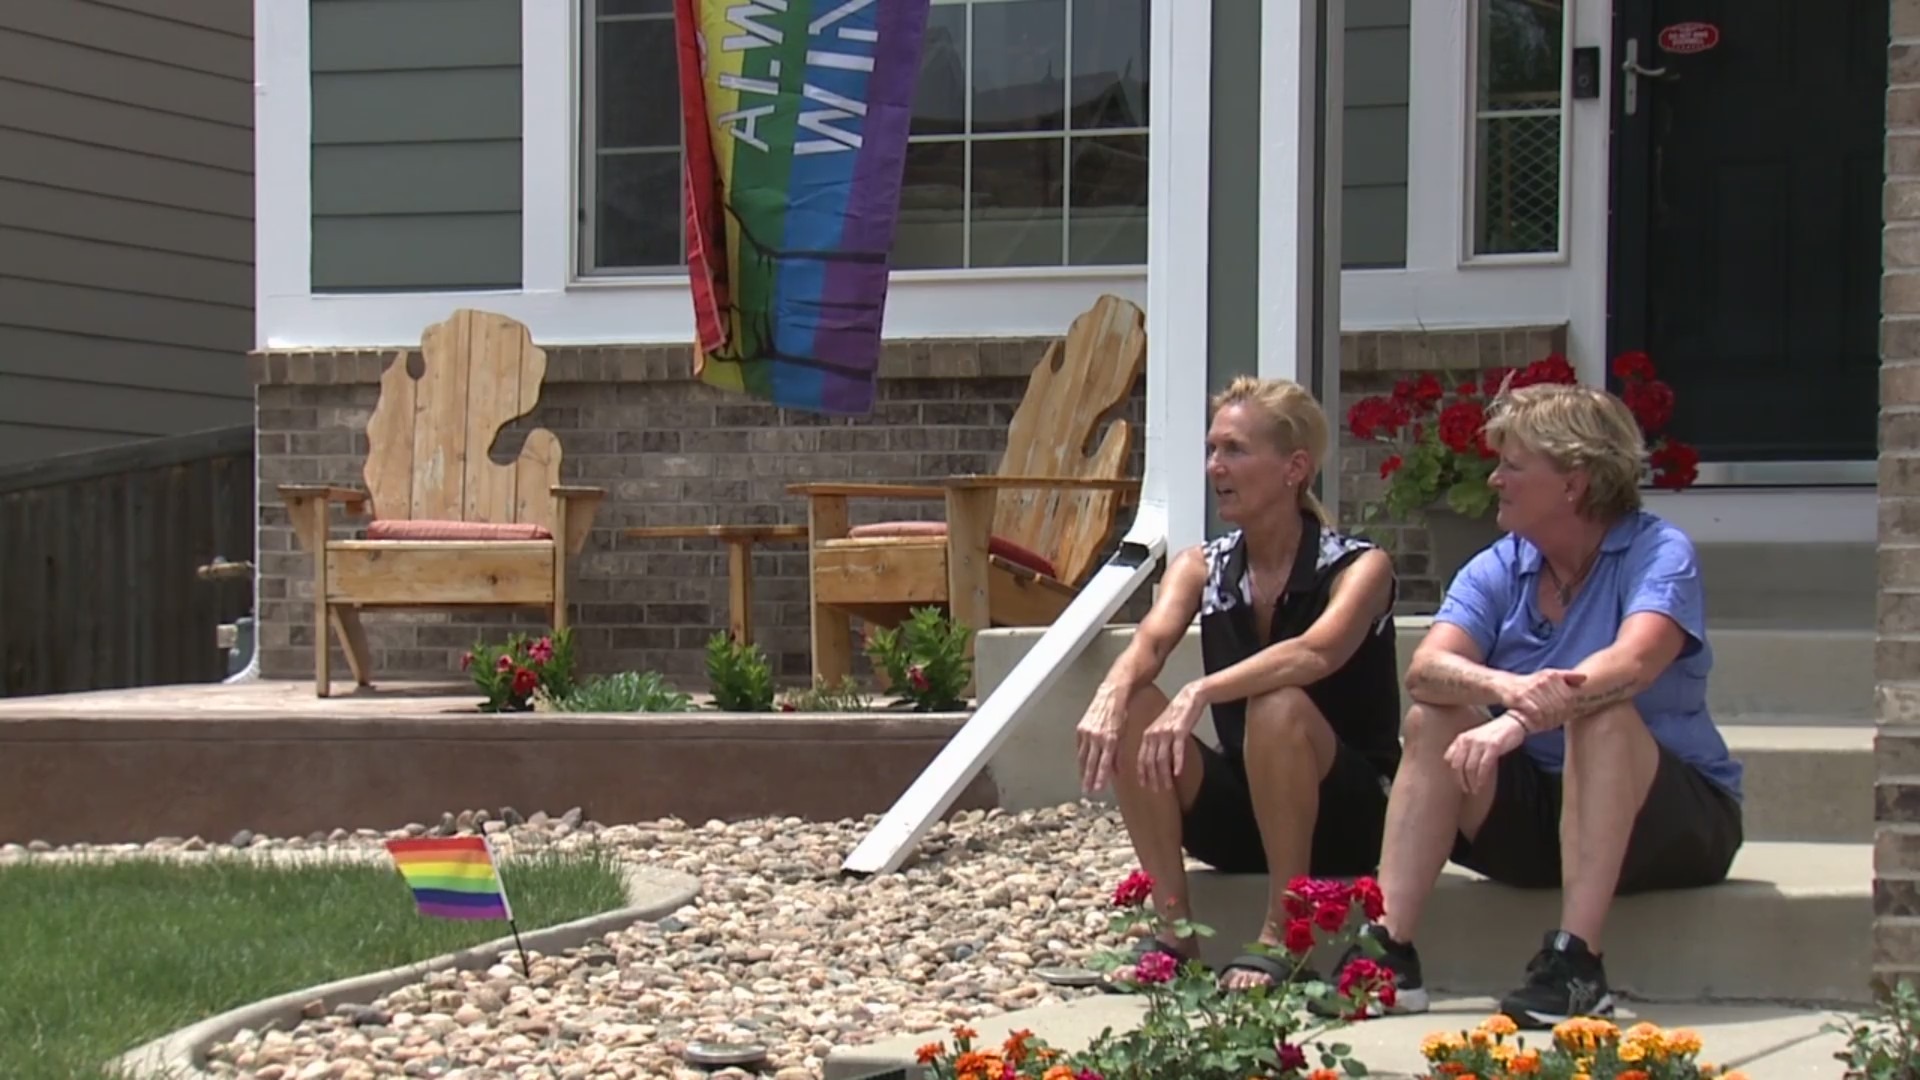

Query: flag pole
left=509, top=919, right=531, bottom=977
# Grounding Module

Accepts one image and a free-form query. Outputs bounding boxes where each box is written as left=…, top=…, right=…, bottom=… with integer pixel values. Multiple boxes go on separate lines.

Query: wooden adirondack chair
left=790, top=294, right=1147, bottom=685
left=278, top=310, right=604, bottom=697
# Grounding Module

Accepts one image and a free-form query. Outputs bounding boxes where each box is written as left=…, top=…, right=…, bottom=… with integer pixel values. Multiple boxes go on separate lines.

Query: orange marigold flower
left=1721, top=1072, right=1751, bottom=1080
left=1478, top=1015, right=1519, bottom=1037
left=915, top=1042, right=945, bottom=1064
left=1308, top=1071, right=1341, bottom=1080
left=953, top=1049, right=1000, bottom=1076
left=1617, top=1071, right=1651, bottom=1080
left=1507, top=1049, right=1541, bottom=1075
left=1422, top=1031, right=1467, bottom=1060
left=952, top=1024, right=979, bottom=1041
left=1044, top=1066, right=1076, bottom=1080
left=1002, top=1028, right=1035, bottom=1062
left=1664, top=1028, right=1704, bottom=1056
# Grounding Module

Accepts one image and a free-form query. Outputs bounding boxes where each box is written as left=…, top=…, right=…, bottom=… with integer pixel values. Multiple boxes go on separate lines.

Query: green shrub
left=550, top=670, right=693, bottom=713
left=706, top=633, right=775, bottom=712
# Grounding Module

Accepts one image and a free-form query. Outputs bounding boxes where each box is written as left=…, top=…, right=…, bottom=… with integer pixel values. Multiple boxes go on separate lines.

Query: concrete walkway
left=825, top=994, right=1858, bottom=1079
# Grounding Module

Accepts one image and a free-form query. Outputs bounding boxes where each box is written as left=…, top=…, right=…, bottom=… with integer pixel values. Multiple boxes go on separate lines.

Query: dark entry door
left=1609, top=0, right=1885, bottom=466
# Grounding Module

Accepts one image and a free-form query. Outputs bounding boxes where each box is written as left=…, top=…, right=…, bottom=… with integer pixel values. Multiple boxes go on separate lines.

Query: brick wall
left=251, top=324, right=1562, bottom=686
left=1882, top=0, right=1920, bottom=990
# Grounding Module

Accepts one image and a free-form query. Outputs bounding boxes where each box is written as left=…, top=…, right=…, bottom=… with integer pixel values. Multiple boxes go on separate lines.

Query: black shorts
left=1449, top=741, right=1744, bottom=892
left=1178, top=736, right=1394, bottom=877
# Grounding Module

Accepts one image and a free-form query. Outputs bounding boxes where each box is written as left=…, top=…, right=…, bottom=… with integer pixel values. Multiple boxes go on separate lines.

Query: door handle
left=1621, top=37, right=1678, bottom=116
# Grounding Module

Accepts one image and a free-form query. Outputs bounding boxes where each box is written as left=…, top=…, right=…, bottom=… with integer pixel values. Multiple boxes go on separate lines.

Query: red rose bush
left=916, top=868, right=1393, bottom=1079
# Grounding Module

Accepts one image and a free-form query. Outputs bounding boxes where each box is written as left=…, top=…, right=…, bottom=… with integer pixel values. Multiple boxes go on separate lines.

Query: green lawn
left=0, top=847, right=629, bottom=1080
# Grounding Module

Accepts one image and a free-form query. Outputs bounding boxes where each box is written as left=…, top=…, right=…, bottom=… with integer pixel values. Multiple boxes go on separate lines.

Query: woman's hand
left=1444, top=713, right=1529, bottom=794
left=1076, top=682, right=1132, bottom=793
left=1137, top=682, right=1207, bottom=793
left=1500, top=669, right=1588, bottom=731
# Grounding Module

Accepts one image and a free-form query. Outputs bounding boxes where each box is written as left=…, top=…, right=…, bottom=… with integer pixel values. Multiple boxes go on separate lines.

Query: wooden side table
left=623, top=524, right=810, bottom=646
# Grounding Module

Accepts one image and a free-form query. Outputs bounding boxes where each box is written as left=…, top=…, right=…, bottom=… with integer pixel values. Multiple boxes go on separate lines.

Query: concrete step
left=1389, top=619, right=1875, bottom=722
left=1177, top=840, right=1870, bottom=1006
left=1725, top=724, right=1875, bottom=843
left=1693, top=540, right=1875, bottom=630
left=825, top=993, right=1856, bottom=1080
left=978, top=624, right=1876, bottom=835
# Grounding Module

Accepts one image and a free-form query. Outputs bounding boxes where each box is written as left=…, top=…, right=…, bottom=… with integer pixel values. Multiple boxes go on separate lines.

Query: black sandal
left=1217, top=952, right=1311, bottom=992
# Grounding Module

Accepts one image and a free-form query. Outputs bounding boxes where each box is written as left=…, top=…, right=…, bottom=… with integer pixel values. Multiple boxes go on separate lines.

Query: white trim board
left=253, top=0, right=1612, bottom=352
left=1643, top=489, right=1876, bottom=546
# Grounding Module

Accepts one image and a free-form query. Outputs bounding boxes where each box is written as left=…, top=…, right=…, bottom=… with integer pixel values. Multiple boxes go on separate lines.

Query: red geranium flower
left=1612, top=349, right=1656, bottom=381
left=1437, top=400, right=1486, bottom=455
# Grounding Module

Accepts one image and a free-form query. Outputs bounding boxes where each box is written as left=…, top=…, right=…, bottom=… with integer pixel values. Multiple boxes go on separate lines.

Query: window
left=581, top=0, right=684, bottom=275
left=578, top=0, right=1149, bottom=276
left=1468, top=0, right=1567, bottom=257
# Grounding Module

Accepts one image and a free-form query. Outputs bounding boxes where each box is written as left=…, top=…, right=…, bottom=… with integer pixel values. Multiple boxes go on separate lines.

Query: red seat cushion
left=845, top=521, right=1057, bottom=579
left=366, top=519, right=553, bottom=541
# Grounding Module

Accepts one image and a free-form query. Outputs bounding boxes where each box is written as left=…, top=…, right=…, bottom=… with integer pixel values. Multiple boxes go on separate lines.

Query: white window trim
left=254, top=0, right=1607, bottom=376
left=1336, top=0, right=1609, bottom=386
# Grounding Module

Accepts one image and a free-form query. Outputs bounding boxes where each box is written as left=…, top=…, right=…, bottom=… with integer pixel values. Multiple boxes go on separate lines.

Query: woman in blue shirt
left=1330, top=382, right=1743, bottom=1029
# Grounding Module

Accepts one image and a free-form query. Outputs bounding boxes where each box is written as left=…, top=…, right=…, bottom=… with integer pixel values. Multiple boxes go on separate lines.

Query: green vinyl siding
left=0, top=1, right=252, bottom=467
left=308, top=0, right=523, bottom=292
left=1343, top=0, right=1411, bottom=268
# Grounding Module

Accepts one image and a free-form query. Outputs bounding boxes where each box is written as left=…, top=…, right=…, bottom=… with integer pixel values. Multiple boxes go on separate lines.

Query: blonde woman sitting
left=1330, top=383, right=1743, bottom=1029
left=1075, top=375, right=1403, bottom=992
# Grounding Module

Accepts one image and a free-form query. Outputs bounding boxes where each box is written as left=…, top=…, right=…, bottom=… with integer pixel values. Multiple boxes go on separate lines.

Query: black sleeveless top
left=1198, top=513, right=1403, bottom=779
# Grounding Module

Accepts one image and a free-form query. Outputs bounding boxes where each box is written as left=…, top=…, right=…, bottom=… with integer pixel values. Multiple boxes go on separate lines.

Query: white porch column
left=1258, top=0, right=1345, bottom=517
left=1146, top=0, right=1215, bottom=554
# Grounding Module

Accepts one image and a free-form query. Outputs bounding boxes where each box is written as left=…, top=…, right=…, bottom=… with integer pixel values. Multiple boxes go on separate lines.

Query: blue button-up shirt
left=1432, top=509, right=1744, bottom=801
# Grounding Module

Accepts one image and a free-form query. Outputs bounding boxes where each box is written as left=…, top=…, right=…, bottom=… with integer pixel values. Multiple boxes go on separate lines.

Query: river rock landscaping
left=71, top=802, right=1142, bottom=1079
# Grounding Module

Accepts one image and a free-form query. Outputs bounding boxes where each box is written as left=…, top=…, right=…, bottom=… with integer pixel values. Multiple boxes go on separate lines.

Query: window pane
left=596, top=151, right=683, bottom=269
left=913, top=4, right=968, bottom=136
left=971, top=0, right=1067, bottom=134
left=894, top=141, right=967, bottom=269
left=1474, top=0, right=1562, bottom=254
left=1068, top=135, right=1146, bottom=265
left=597, top=16, right=681, bottom=149
left=1478, top=0, right=1563, bottom=104
left=1070, top=0, right=1148, bottom=130
left=969, top=137, right=1064, bottom=267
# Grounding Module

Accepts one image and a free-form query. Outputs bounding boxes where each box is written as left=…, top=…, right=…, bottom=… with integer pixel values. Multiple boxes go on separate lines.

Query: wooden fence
left=0, top=426, right=255, bottom=697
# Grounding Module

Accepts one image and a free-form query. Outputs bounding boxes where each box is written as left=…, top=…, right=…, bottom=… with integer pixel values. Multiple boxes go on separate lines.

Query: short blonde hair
left=1483, top=382, right=1645, bottom=520
left=1210, top=375, right=1332, bottom=526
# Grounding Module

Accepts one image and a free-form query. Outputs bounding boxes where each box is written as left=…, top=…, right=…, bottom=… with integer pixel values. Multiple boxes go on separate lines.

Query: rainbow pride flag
left=383, top=836, right=513, bottom=921
left=674, top=0, right=933, bottom=416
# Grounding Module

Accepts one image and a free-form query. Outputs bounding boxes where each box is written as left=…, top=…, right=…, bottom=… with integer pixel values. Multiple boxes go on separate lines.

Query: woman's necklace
left=1543, top=541, right=1603, bottom=606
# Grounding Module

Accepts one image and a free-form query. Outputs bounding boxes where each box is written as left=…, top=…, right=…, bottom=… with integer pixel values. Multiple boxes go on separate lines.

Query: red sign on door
left=1657, top=21, right=1721, bottom=54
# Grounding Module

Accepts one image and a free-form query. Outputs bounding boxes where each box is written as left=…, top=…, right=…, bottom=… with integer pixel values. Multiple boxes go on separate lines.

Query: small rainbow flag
left=383, top=836, right=513, bottom=921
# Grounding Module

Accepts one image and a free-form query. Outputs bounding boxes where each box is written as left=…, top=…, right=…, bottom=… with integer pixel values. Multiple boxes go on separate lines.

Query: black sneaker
left=1313, top=922, right=1431, bottom=1018
left=1498, top=930, right=1616, bottom=1029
